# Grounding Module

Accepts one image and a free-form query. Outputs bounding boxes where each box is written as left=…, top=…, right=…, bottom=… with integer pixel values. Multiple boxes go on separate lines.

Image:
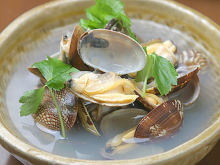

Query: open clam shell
left=177, top=50, right=208, bottom=71
left=59, top=25, right=90, bottom=70
left=146, top=65, right=200, bottom=95
left=68, top=24, right=89, bottom=70
left=134, top=100, right=183, bottom=138
left=90, top=104, right=129, bottom=122
left=77, top=98, right=100, bottom=136
left=100, top=108, right=147, bottom=138
left=78, top=29, right=146, bottom=75
left=168, top=74, right=200, bottom=107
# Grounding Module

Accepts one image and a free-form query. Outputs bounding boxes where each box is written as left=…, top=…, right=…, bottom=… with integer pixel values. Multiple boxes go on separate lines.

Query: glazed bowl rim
left=0, top=0, right=220, bottom=164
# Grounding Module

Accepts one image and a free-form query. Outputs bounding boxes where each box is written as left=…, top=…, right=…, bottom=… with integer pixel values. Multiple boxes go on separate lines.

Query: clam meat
left=142, top=40, right=177, bottom=65
left=134, top=88, right=164, bottom=110
left=71, top=72, right=139, bottom=106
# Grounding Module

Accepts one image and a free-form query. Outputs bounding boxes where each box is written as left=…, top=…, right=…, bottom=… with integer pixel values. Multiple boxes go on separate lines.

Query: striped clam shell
left=146, top=66, right=200, bottom=95
left=177, top=50, right=208, bottom=70
left=134, top=100, right=183, bottom=138
left=32, top=87, right=77, bottom=130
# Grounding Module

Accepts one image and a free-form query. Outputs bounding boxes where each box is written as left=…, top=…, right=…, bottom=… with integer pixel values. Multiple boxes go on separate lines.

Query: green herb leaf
left=80, top=0, right=137, bottom=40
left=136, top=47, right=178, bottom=96
left=152, top=53, right=178, bottom=95
left=33, top=56, right=79, bottom=90
left=19, top=86, right=45, bottom=116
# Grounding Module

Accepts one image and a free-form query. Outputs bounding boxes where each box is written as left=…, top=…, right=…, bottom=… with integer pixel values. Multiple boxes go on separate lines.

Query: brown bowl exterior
left=0, top=0, right=220, bottom=164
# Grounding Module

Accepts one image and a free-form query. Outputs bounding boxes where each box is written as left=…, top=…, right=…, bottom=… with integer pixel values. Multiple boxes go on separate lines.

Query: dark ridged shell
left=173, top=65, right=200, bottom=93
left=68, top=24, right=89, bottom=70
left=134, top=100, right=183, bottom=138
left=146, top=66, right=200, bottom=95
left=32, top=87, right=77, bottom=130
left=77, top=98, right=100, bottom=136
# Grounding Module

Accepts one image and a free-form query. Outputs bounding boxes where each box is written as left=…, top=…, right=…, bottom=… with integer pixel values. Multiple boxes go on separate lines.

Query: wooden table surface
left=0, top=0, right=220, bottom=164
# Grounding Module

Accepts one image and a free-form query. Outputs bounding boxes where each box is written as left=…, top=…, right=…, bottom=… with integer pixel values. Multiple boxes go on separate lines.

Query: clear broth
left=5, top=19, right=220, bottom=160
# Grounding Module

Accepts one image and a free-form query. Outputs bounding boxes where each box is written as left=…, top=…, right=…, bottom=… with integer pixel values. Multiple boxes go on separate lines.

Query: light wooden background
left=0, top=0, right=220, bottom=165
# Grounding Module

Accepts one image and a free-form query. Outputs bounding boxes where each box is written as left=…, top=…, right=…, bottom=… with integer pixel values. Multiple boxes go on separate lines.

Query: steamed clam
left=32, top=87, right=77, bottom=130
left=100, top=108, right=147, bottom=138
left=78, top=29, right=146, bottom=75
left=101, top=100, right=183, bottom=140
left=71, top=72, right=139, bottom=106
left=145, top=65, right=200, bottom=95
left=60, top=24, right=89, bottom=70
left=142, top=40, right=177, bottom=65
left=68, top=29, right=152, bottom=106
left=101, top=100, right=183, bottom=158
left=100, top=108, right=148, bottom=158
left=135, top=100, right=183, bottom=138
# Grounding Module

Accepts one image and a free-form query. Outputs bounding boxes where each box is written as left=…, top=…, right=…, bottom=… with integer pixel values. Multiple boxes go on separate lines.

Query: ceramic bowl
left=0, top=0, right=220, bottom=164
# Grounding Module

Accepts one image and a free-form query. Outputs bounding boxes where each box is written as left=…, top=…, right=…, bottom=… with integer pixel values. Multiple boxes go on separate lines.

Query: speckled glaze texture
left=0, top=0, right=220, bottom=164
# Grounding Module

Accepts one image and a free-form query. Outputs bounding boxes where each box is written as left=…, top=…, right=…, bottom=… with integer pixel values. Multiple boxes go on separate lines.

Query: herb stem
left=142, top=76, right=148, bottom=97
left=48, top=87, right=66, bottom=138
left=142, top=55, right=154, bottom=97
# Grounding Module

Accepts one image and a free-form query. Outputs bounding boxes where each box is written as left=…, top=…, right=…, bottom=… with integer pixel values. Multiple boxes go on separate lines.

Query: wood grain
left=0, top=0, right=50, bottom=31
left=0, top=0, right=219, bottom=164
